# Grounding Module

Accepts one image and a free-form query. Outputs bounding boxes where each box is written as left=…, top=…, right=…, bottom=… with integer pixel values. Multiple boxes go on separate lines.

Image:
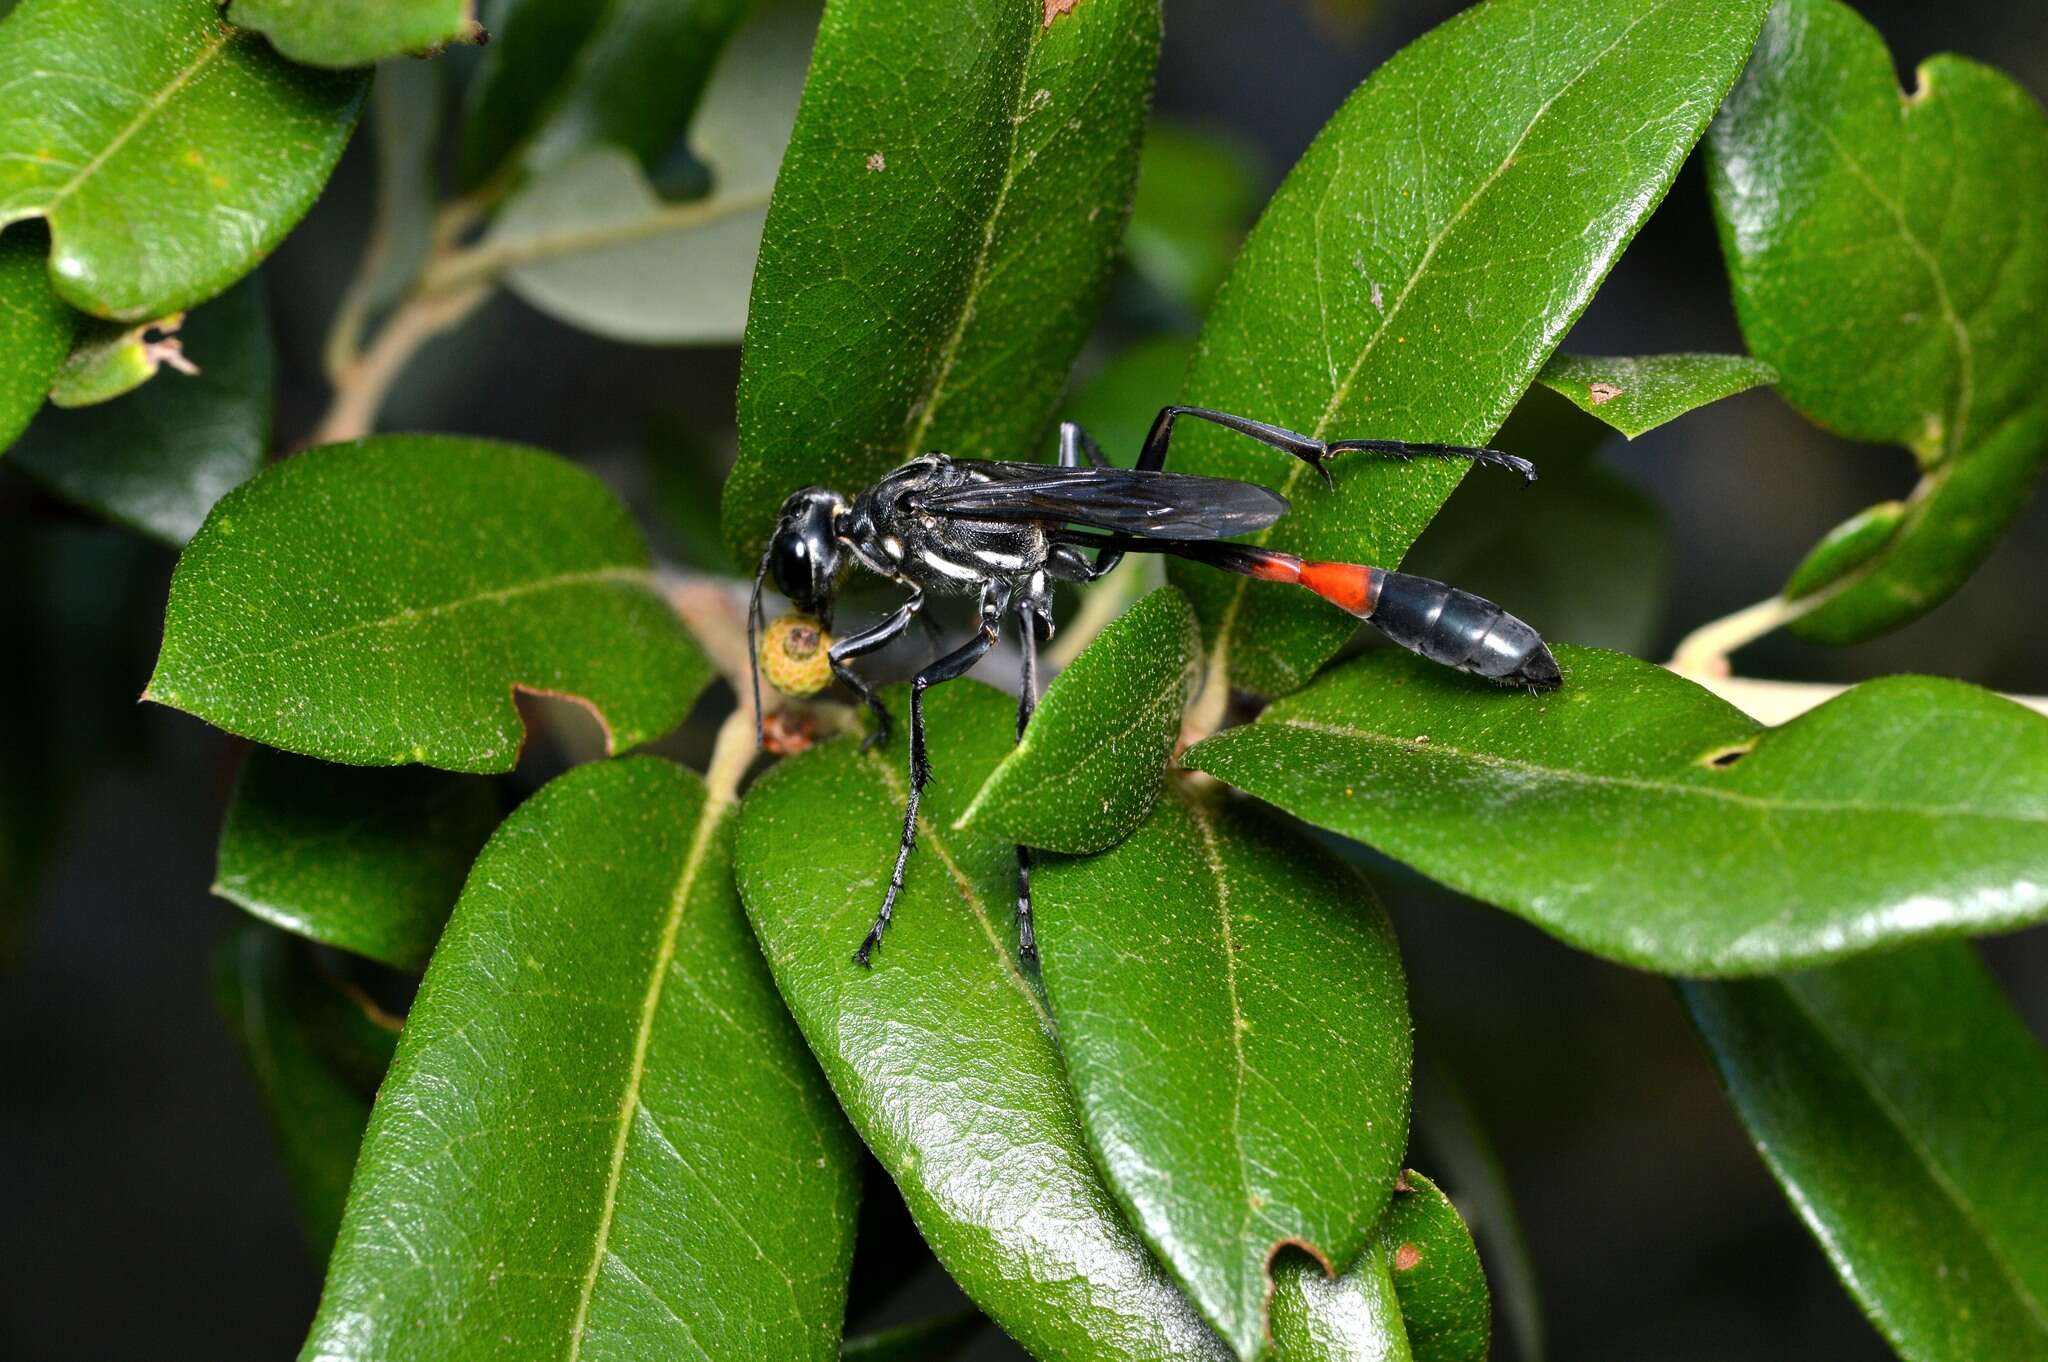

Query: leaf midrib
left=565, top=785, right=729, bottom=1362
left=1261, top=715, right=2046, bottom=826
left=31, top=26, right=239, bottom=218
left=158, top=564, right=657, bottom=683
left=1778, top=980, right=2048, bottom=1338
left=899, top=10, right=1046, bottom=459
left=1206, top=0, right=1678, bottom=682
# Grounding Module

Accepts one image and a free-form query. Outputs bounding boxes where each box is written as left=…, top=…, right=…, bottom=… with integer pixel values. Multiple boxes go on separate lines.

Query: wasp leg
left=858, top=582, right=1009, bottom=967
left=1139, top=405, right=1535, bottom=489
left=828, top=590, right=923, bottom=753
left=1058, top=419, right=1113, bottom=470
left=1011, top=583, right=1051, bottom=960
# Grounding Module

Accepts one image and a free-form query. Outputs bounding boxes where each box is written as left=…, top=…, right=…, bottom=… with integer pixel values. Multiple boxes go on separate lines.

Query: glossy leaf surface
left=10, top=276, right=271, bottom=544
left=736, top=681, right=1232, bottom=1362
left=215, top=919, right=397, bottom=1260
left=225, top=0, right=483, bottom=67
left=0, top=0, right=365, bottom=319
left=1379, top=1173, right=1488, bottom=1362
left=1186, top=647, right=2048, bottom=974
left=725, top=0, right=1161, bottom=562
left=1034, top=788, right=1410, bottom=1357
left=1681, top=943, right=2048, bottom=1361
left=304, top=756, right=860, bottom=1362
left=1169, top=0, right=1767, bottom=696
left=0, top=225, right=71, bottom=450
left=958, top=587, right=1198, bottom=854
left=149, top=436, right=710, bottom=772
left=214, top=747, right=500, bottom=969
left=1269, top=1250, right=1407, bottom=1362
left=1405, top=386, right=1668, bottom=656
left=1533, top=352, right=1777, bottom=439
left=462, top=0, right=749, bottom=186
left=1709, top=0, right=2048, bottom=642
left=487, top=2, right=813, bottom=344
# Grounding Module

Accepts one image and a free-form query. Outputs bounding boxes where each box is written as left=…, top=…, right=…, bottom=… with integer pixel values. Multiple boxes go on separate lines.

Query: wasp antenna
left=748, top=545, right=773, bottom=752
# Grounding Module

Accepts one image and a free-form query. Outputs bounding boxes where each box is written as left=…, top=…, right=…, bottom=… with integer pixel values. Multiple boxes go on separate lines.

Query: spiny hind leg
left=1139, top=405, right=1535, bottom=487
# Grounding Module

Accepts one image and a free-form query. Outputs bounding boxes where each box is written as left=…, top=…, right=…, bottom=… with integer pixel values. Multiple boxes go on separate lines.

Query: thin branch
left=310, top=278, right=491, bottom=447
left=417, top=189, right=772, bottom=297
left=1666, top=592, right=1824, bottom=676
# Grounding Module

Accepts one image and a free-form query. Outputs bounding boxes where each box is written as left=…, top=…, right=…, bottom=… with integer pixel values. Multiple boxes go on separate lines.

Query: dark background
left=5, top=2, right=2045, bottom=1359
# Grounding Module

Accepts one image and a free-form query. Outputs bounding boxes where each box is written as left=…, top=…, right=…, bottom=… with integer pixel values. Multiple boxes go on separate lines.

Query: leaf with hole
left=304, top=756, right=861, bottom=1362
left=11, top=276, right=271, bottom=544
left=1168, top=0, right=1768, bottom=696
left=958, top=586, right=1197, bottom=854
left=148, top=435, right=711, bottom=772
left=214, top=747, right=500, bottom=969
left=461, top=0, right=749, bottom=187
left=1404, top=385, right=1668, bottom=656
left=482, top=2, right=814, bottom=345
left=1709, top=0, right=2048, bottom=642
left=724, top=0, right=1161, bottom=564
left=1533, top=352, right=1777, bottom=439
left=0, top=0, right=365, bottom=319
left=1185, top=646, right=2048, bottom=974
left=1378, top=1172, right=1489, bottom=1362
left=1680, top=942, right=2048, bottom=1362
left=225, top=0, right=483, bottom=67
left=214, top=919, right=398, bottom=1261
left=736, top=681, right=1232, bottom=1361
left=0, top=225, right=71, bottom=451
left=1033, top=787, right=1410, bottom=1357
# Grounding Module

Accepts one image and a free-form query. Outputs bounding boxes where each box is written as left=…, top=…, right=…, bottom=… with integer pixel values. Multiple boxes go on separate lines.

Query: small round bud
left=760, top=613, right=834, bottom=697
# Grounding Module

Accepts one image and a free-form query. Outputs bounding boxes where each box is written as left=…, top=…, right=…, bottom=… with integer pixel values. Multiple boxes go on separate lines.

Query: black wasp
left=748, top=405, right=1560, bottom=967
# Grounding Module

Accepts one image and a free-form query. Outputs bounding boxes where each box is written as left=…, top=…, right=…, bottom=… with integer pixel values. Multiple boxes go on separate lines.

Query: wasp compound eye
left=759, top=613, right=834, bottom=697
left=770, top=530, right=816, bottom=608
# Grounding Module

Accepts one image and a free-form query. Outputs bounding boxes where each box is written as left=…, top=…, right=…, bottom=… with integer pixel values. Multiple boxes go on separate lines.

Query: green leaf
left=1410, top=1062, right=1543, bottom=1362
left=1380, top=1173, right=1488, bottom=1362
left=1126, top=122, right=1260, bottom=315
left=1033, top=788, right=1410, bottom=1358
left=1708, top=0, right=2048, bottom=642
left=225, top=0, right=484, bottom=67
left=724, top=0, right=1162, bottom=564
left=736, top=681, right=1232, bottom=1361
left=10, top=275, right=271, bottom=544
left=482, top=1, right=815, bottom=345
left=1680, top=943, right=2048, bottom=1361
left=214, top=747, right=501, bottom=969
left=305, top=755, right=861, bottom=1361
left=46, top=314, right=191, bottom=408
left=1533, top=352, right=1777, bottom=439
left=1168, top=0, right=1769, bottom=697
left=1185, top=646, right=2048, bottom=975
left=148, top=435, right=710, bottom=772
left=957, top=586, right=1197, bottom=854
left=214, top=919, right=398, bottom=1260
left=1404, top=385, right=1668, bottom=657
left=1269, top=1249, right=1407, bottom=1362
left=461, top=0, right=750, bottom=188
left=0, top=224, right=72, bottom=451
left=0, top=0, right=366, bottom=320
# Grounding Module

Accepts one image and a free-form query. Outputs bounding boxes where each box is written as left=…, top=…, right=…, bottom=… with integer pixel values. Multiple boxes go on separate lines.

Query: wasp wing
left=913, top=461, right=1289, bottom=539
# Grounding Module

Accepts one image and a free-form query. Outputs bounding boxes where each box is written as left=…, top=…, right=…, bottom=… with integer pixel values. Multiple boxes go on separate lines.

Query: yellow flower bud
left=759, top=613, right=834, bottom=698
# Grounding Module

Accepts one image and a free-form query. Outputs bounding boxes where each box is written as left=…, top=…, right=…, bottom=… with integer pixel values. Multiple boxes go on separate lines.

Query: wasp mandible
left=749, top=405, right=1560, bottom=966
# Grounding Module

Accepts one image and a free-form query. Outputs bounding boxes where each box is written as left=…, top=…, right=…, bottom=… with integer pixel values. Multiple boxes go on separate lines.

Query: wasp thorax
left=760, top=613, right=834, bottom=697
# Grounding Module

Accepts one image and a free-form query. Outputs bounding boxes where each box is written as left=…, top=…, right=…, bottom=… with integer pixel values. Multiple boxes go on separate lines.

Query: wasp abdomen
left=1368, top=570, right=1561, bottom=691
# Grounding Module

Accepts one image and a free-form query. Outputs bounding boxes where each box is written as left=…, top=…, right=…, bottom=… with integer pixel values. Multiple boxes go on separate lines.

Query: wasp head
left=767, top=487, right=849, bottom=618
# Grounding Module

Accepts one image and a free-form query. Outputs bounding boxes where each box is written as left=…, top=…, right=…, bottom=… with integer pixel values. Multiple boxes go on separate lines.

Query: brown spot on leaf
left=1393, top=1241, right=1423, bottom=1271
left=1700, top=740, right=1755, bottom=770
left=1044, top=0, right=1080, bottom=25
left=1588, top=382, right=1623, bottom=405
left=866, top=151, right=886, bottom=172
